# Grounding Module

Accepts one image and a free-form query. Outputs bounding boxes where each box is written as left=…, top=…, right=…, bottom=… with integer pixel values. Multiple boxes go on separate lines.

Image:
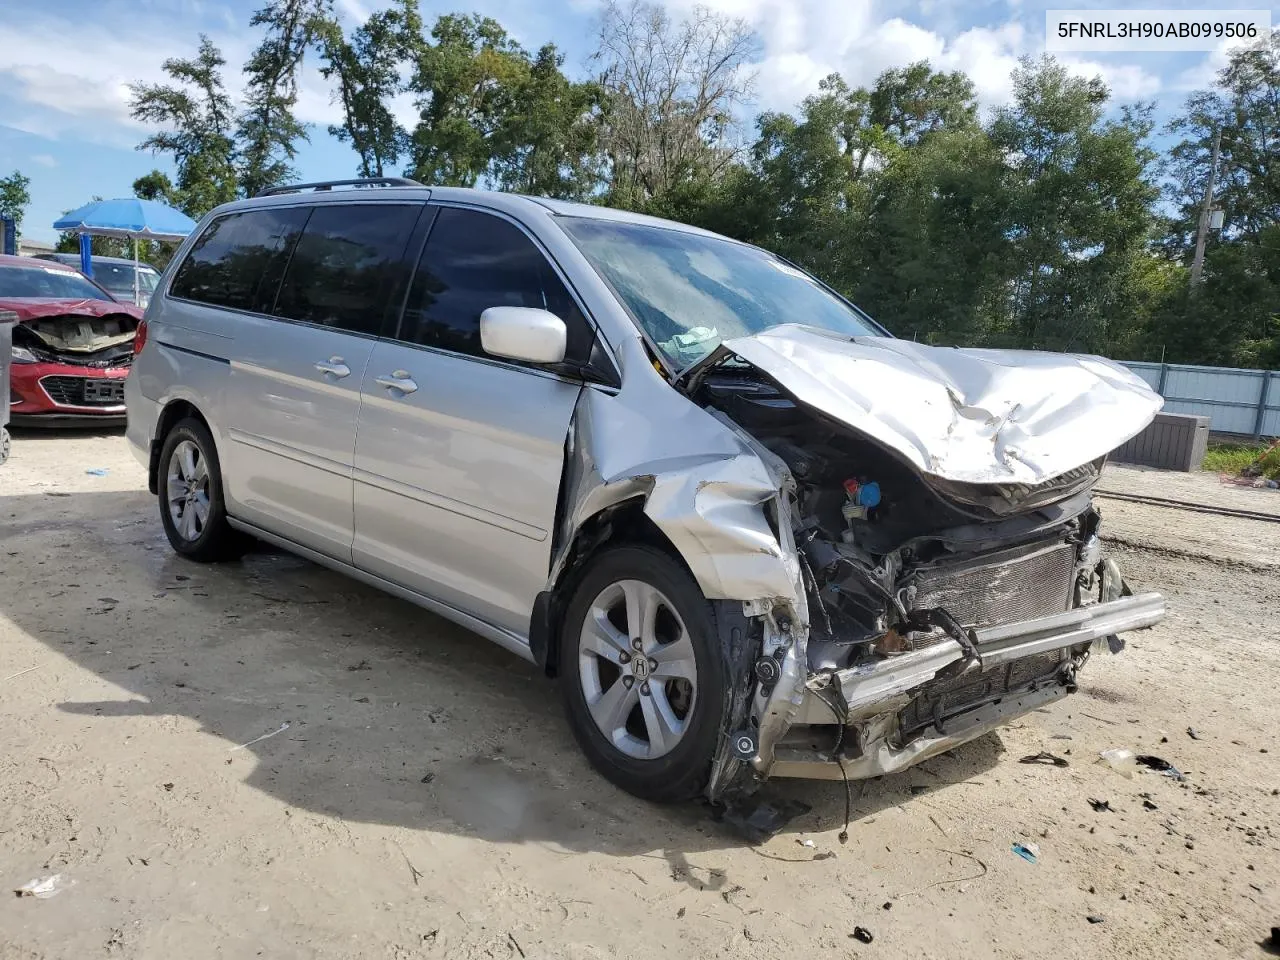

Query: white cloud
left=0, top=5, right=346, bottom=150
left=1062, top=57, right=1162, bottom=100
left=29, top=153, right=57, bottom=167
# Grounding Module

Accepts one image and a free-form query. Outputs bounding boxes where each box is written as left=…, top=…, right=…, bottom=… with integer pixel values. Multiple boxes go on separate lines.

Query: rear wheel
left=157, top=417, right=245, bottom=562
left=560, top=545, right=724, bottom=802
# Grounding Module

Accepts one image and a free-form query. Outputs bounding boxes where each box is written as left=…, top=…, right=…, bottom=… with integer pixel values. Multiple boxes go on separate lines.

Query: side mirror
left=480, top=306, right=567, bottom=364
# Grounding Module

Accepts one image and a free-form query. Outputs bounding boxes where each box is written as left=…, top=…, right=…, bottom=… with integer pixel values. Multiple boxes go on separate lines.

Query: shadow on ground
left=2, top=487, right=1004, bottom=861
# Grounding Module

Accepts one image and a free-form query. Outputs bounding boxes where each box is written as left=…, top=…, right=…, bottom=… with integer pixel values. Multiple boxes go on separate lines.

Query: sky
left=1, top=0, right=1275, bottom=243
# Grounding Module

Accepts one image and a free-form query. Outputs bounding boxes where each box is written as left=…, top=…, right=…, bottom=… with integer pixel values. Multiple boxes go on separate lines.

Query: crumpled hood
left=0, top=297, right=143, bottom=324
left=720, top=324, right=1163, bottom=485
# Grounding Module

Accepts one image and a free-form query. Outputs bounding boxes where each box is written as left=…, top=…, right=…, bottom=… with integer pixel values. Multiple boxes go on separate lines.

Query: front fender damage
left=549, top=388, right=809, bottom=800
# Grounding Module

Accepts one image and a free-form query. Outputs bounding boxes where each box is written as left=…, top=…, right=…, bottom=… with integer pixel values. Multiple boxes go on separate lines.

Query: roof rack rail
left=255, top=177, right=424, bottom=198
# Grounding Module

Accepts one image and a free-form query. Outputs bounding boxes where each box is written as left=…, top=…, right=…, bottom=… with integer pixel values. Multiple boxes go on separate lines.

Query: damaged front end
left=552, top=324, right=1166, bottom=801
left=679, top=326, right=1166, bottom=796
left=12, top=311, right=138, bottom=367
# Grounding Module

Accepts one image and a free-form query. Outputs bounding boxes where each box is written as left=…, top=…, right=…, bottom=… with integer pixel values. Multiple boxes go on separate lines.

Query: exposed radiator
left=906, top=539, right=1077, bottom=633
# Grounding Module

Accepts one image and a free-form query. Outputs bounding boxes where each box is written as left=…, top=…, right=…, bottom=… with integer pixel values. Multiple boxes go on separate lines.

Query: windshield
left=0, top=264, right=112, bottom=301
left=559, top=217, right=881, bottom=369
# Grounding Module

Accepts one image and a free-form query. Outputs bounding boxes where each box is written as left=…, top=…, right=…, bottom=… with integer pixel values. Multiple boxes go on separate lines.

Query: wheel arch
left=148, top=399, right=215, bottom=495
left=531, top=497, right=698, bottom=678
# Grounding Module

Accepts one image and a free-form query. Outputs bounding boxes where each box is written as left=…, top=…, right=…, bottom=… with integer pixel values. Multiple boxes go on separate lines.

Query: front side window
left=559, top=217, right=882, bottom=370
left=0, top=264, right=112, bottom=300
left=399, top=206, right=592, bottom=363
left=170, top=207, right=308, bottom=312
left=273, top=203, right=420, bottom=336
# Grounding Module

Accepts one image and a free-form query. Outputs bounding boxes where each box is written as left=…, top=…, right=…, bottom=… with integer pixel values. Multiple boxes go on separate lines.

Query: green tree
left=857, top=125, right=1009, bottom=344
left=988, top=57, right=1158, bottom=353
left=490, top=45, right=604, bottom=198
left=1166, top=30, right=1280, bottom=249
left=0, top=170, right=32, bottom=235
left=237, top=0, right=333, bottom=196
left=1157, top=31, right=1280, bottom=367
left=129, top=37, right=239, bottom=216
left=868, top=61, right=979, bottom=146
left=406, top=13, right=532, bottom=186
left=317, top=0, right=420, bottom=178
left=132, top=170, right=180, bottom=206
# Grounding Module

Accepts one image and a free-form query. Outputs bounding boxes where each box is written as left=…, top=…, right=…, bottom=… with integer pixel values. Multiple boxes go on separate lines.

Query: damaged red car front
left=2, top=255, right=142, bottom=426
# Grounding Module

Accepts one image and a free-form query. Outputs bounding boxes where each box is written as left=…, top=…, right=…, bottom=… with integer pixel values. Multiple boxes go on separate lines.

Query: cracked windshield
left=561, top=217, right=881, bottom=369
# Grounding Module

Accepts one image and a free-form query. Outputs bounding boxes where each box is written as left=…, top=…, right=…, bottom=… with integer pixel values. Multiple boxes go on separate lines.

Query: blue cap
left=857, top=481, right=881, bottom=508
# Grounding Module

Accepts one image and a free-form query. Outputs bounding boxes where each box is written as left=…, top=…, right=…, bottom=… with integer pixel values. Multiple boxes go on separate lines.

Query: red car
left=3, top=254, right=143, bottom=426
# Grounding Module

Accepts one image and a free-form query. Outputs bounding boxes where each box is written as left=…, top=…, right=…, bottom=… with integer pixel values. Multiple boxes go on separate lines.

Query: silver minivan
left=126, top=180, right=1166, bottom=804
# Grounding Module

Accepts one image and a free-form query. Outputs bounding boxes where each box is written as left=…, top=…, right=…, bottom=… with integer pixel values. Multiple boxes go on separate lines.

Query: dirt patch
left=1, top=432, right=1278, bottom=959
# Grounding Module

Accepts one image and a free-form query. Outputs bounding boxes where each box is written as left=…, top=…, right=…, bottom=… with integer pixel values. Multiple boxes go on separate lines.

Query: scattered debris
left=714, top=796, right=811, bottom=844
left=228, top=722, right=291, bottom=752
left=677, top=907, right=686, bottom=919
left=928, top=849, right=989, bottom=888
left=347, top=660, right=371, bottom=672
left=162, top=783, right=174, bottom=792
left=3, top=664, right=44, bottom=682
left=1020, top=751, right=1069, bottom=767
left=851, top=927, right=874, bottom=944
left=420, top=772, right=436, bottom=784
left=1088, top=799, right=1114, bottom=813
left=1098, top=748, right=1138, bottom=777
left=1011, top=842, right=1039, bottom=864
left=1087, top=915, right=1105, bottom=925
left=1186, top=727, right=1202, bottom=740
left=395, top=842, right=423, bottom=886
left=14, top=875, right=72, bottom=899
left=1135, top=755, right=1187, bottom=781
left=84, top=468, right=109, bottom=476
left=797, top=838, right=816, bottom=848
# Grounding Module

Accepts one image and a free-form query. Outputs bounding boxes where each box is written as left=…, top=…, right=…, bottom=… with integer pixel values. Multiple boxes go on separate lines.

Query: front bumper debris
left=761, top=592, right=1165, bottom=781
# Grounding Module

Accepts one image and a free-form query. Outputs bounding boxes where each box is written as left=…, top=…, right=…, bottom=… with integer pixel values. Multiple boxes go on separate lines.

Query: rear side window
left=170, top=207, right=307, bottom=312
left=273, top=203, right=420, bottom=336
left=399, top=206, right=592, bottom=363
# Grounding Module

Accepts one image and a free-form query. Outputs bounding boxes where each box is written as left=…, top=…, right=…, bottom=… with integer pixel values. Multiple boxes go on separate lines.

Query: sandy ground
left=1, top=431, right=1278, bottom=960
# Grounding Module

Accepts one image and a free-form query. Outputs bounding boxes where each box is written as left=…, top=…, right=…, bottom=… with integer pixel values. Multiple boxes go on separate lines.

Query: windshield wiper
left=673, top=343, right=738, bottom=395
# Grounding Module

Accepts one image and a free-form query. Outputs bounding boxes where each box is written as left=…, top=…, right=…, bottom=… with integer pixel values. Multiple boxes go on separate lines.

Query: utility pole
left=1189, top=127, right=1222, bottom=288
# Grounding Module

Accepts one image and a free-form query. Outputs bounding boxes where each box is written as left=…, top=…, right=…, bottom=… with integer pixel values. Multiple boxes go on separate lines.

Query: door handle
left=375, top=371, right=418, bottom=395
left=314, top=357, right=351, bottom=378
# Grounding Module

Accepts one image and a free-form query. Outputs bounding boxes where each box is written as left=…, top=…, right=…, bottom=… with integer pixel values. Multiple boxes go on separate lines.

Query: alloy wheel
left=577, top=579, right=698, bottom=760
left=166, top=439, right=211, bottom=543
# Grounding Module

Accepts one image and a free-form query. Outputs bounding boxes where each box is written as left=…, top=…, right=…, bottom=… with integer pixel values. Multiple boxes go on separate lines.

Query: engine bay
left=695, top=365, right=1106, bottom=674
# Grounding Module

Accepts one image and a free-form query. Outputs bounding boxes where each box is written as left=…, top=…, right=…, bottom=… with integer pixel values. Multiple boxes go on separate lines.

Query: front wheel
left=157, top=417, right=245, bottom=562
left=560, top=545, right=725, bottom=802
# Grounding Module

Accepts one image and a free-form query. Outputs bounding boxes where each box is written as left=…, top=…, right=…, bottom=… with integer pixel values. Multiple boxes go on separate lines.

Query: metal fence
left=1120, top=361, right=1279, bottom=439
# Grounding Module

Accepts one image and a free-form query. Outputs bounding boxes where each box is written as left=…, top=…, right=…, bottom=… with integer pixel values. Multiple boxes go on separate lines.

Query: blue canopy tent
left=53, top=198, right=197, bottom=304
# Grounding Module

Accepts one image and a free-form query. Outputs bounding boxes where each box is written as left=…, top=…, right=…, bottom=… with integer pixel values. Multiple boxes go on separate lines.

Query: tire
left=157, top=417, right=245, bottom=562
left=560, top=545, right=725, bottom=802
